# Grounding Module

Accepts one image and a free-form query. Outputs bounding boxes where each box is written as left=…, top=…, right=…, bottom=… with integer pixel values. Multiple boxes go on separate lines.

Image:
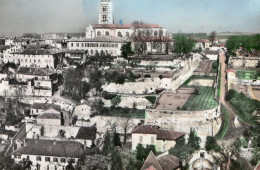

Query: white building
left=6, top=49, right=63, bottom=68
left=67, top=36, right=126, bottom=56
left=131, top=125, right=185, bottom=152
left=11, top=139, right=86, bottom=170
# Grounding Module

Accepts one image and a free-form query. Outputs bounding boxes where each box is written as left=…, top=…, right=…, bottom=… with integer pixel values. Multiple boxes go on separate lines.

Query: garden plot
left=182, top=86, right=219, bottom=111
left=188, top=79, right=214, bottom=87
left=237, top=70, right=260, bottom=80
left=155, top=87, right=194, bottom=110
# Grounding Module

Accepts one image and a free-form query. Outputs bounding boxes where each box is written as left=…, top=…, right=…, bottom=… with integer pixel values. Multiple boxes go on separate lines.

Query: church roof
left=93, top=23, right=163, bottom=29
left=68, top=36, right=125, bottom=43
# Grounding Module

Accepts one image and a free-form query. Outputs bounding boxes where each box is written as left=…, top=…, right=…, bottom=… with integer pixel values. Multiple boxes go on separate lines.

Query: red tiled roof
left=132, top=125, right=185, bottom=140
left=226, top=69, right=236, bottom=74
left=93, top=23, right=163, bottom=29
left=156, top=130, right=185, bottom=140
left=254, top=162, right=260, bottom=170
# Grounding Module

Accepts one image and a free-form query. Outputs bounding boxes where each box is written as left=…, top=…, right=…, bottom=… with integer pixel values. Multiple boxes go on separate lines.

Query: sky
left=0, top=0, right=260, bottom=36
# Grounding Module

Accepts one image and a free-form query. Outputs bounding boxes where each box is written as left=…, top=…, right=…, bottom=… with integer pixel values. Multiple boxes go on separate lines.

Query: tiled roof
left=37, top=113, right=60, bottom=119
left=12, top=49, right=62, bottom=55
left=68, top=36, right=125, bottom=43
left=132, top=125, right=160, bottom=134
left=93, top=23, right=163, bottom=29
left=31, top=103, right=61, bottom=111
left=254, top=163, right=260, bottom=170
left=65, top=50, right=88, bottom=54
left=17, top=67, right=57, bottom=76
left=132, top=125, right=185, bottom=140
left=12, top=139, right=86, bottom=158
left=156, top=130, right=185, bottom=140
left=141, top=151, right=163, bottom=170
left=75, top=127, right=97, bottom=140
left=141, top=151, right=180, bottom=170
left=0, top=45, right=11, bottom=51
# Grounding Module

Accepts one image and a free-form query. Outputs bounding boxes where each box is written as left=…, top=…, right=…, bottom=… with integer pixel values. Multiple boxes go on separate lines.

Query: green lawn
left=182, top=86, right=219, bottom=111
left=236, top=70, right=260, bottom=80
left=215, top=105, right=230, bottom=139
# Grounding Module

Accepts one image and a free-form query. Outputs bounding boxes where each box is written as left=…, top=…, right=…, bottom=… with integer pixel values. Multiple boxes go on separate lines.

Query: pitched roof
left=156, top=130, right=185, bottom=140
left=12, top=139, right=86, bottom=158
left=141, top=151, right=163, bottom=170
left=75, top=127, right=97, bottom=140
left=31, top=103, right=61, bottom=111
left=141, top=151, right=180, bottom=170
left=12, top=49, right=62, bottom=55
left=254, top=163, right=260, bottom=170
left=132, top=125, right=160, bottom=134
left=68, top=36, right=125, bottom=43
left=93, top=23, right=163, bottom=29
left=132, top=125, right=185, bottom=140
left=37, top=113, right=60, bottom=119
left=17, top=67, right=57, bottom=76
left=0, top=45, right=11, bottom=51
left=65, top=50, right=88, bottom=54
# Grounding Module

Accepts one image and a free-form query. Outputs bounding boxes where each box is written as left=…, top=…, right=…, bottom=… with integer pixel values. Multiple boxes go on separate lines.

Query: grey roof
left=65, top=50, right=88, bottom=54
left=12, top=49, right=62, bottom=55
left=17, top=67, right=57, bottom=76
left=37, top=113, right=60, bottom=119
left=75, top=127, right=97, bottom=140
left=31, top=103, right=61, bottom=111
left=11, top=139, right=86, bottom=158
left=68, top=36, right=125, bottom=43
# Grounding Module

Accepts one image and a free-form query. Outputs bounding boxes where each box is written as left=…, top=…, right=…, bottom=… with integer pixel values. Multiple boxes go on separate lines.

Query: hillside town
left=0, top=0, right=260, bottom=170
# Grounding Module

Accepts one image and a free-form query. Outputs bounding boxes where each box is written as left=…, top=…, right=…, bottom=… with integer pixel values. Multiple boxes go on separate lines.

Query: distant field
left=236, top=70, right=260, bottom=80
left=182, top=86, right=218, bottom=111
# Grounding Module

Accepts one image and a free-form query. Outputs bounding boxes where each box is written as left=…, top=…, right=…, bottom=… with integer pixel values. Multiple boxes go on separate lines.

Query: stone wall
left=229, top=56, right=259, bottom=69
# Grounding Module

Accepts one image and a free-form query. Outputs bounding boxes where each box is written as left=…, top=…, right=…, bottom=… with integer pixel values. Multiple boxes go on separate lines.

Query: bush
left=225, top=89, right=236, bottom=101
left=205, top=136, right=220, bottom=151
left=144, top=74, right=151, bottom=78
left=103, top=93, right=117, bottom=100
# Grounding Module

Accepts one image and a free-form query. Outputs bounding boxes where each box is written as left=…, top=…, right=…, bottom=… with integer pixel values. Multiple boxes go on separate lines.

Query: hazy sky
left=0, top=0, right=260, bottom=36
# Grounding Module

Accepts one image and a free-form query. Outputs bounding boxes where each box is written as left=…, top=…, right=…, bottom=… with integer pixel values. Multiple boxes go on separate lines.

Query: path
left=218, top=52, right=251, bottom=139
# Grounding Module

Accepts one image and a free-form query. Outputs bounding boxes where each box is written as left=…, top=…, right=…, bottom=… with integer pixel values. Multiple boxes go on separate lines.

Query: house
left=7, top=49, right=64, bottom=68
left=67, top=36, right=126, bottom=57
left=131, top=125, right=185, bottom=152
left=64, top=50, right=88, bottom=65
left=30, top=103, right=61, bottom=117
left=141, top=151, right=181, bottom=170
left=11, top=138, right=86, bottom=170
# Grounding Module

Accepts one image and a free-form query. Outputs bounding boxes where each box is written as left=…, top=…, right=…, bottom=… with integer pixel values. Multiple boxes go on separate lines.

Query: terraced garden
left=236, top=70, right=260, bottom=80
left=182, top=86, right=219, bottom=110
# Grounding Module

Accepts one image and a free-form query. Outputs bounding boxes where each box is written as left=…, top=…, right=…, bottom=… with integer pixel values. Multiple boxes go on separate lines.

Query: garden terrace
left=236, top=70, right=260, bottom=80
left=181, top=86, right=219, bottom=111
left=155, top=88, right=194, bottom=110
left=194, top=61, right=213, bottom=75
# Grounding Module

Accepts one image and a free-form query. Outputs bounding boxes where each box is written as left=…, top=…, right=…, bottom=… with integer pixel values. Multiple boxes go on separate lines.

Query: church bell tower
left=98, top=0, right=114, bottom=24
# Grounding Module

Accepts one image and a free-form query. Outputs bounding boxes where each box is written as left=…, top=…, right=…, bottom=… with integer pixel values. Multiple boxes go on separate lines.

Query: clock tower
left=98, top=0, right=114, bottom=24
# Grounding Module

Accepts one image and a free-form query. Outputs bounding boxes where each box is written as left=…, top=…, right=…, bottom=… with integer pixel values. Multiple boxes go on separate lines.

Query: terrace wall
left=145, top=105, right=221, bottom=141
left=229, top=56, right=259, bottom=69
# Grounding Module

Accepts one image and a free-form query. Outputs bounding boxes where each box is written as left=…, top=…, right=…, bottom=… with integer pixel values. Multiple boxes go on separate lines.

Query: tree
left=173, top=34, right=195, bottom=57
left=217, top=139, right=237, bottom=170
left=19, top=158, right=32, bottom=170
left=117, top=116, right=134, bottom=144
left=121, top=42, right=135, bottom=59
left=66, top=159, right=75, bottom=170
left=71, top=115, right=78, bottom=126
left=113, top=133, right=122, bottom=147
left=111, top=149, right=123, bottom=170
left=187, top=128, right=201, bottom=151
left=102, top=131, right=114, bottom=156
left=91, top=98, right=104, bottom=115
left=111, top=96, right=121, bottom=107
left=205, top=136, right=220, bottom=151
left=209, top=31, right=217, bottom=45
left=136, top=144, right=156, bottom=161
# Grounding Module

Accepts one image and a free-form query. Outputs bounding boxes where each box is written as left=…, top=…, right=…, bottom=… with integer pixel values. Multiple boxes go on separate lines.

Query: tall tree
left=217, top=139, right=237, bottom=170
left=117, top=116, right=134, bottom=144
left=209, top=31, right=217, bottom=45
left=121, top=42, right=135, bottom=59
left=173, top=34, right=195, bottom=57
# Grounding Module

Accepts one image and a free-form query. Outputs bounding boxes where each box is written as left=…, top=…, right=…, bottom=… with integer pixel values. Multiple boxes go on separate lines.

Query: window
left=14, top=155, right=17, bottom=158
left=60, top=158, right=66, bottom=163
left=76, top=43, right=79, bottom=47
left=159, top=30, right=163, bottom=36
left=36, top=156, right=41, bottom=161
left=126, top=32, right=129, bottom=37
left=71, top=43, right=74, bottom=47
left=117, top=32, right=122, bottom=37
left=81, top=43, right=84, bottom=47
left=45, top=157, right=50, bottom=162
left=97, top=31, right=101, bottom=36
left=154, top=30, right=158, bottom=37
left=151, top=136, right=155, bottom=144
left=139, top=136, right=143, bottom=143
left=105, top=31, right=109, bottom=36
left=90, top=50, right=93, bottom=55
left=53, top=157, right=58, bottom=162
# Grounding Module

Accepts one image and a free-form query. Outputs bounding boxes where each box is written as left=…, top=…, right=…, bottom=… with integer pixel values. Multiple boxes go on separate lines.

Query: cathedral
left=68, top=0, right=173, bottom=56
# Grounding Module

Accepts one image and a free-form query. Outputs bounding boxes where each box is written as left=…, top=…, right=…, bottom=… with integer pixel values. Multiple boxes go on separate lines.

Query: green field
left=182, top=86, right=219, bottom=111
left=236, top=70, right=260, bottom=80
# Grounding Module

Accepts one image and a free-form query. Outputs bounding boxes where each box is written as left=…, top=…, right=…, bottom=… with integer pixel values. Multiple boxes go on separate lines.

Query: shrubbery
left=145, top=96, right=157, bottom=104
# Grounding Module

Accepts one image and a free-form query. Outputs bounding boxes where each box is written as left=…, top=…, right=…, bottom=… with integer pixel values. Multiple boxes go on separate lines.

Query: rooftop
left=31, top=103, right=61, bottom=111
left=12, top=139, right=86, bottom=158
left=17, top=67, right=57, bottom=76
left=37, top=113, right=60, bottom=119
left=132, top=125, right=185, bottom=140
left=141, top=151, right=180, bottom=170
left=68, top=36, right=125, bottom=43
left=75, top=127, right=97, bottom=140
left=12, top=49, right=62, bottom=55
left=93, top=23, right=163, bottom=29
